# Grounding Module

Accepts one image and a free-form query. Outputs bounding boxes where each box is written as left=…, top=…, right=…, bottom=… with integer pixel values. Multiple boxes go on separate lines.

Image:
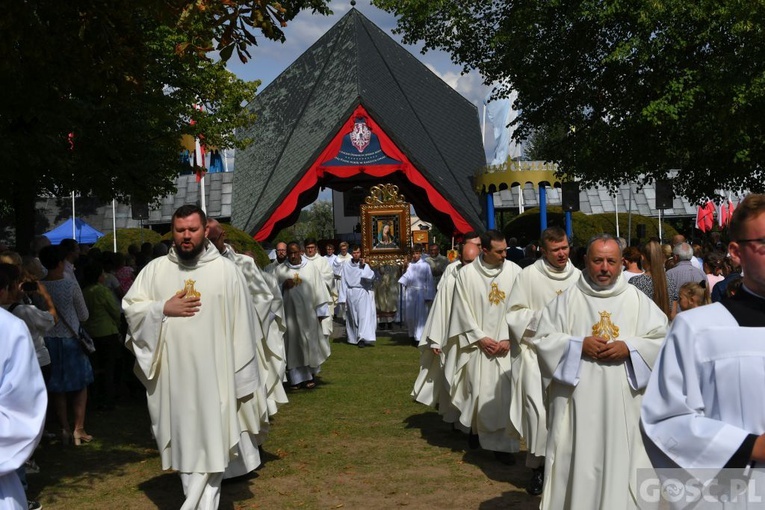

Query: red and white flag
left=695, top=200, right=715, bottom=233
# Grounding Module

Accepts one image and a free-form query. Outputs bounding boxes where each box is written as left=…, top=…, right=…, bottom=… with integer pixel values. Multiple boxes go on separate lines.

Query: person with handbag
left=81, top=260, right=121, bottom=411
left=39, top=245, right=94, bottom=446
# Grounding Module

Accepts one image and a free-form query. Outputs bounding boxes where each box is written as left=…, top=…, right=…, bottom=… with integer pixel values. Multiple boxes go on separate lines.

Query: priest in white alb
left=207, top=219, right=287, bottom=423
left=533, top=234, right=667, bottom=510
left=338, top=244, right=376, bottom=347
left=274, top=241, right=331, bottom=390
left=398, top=244, right=435, bottom=345
left=506, top=226, right=580, bottom=495
left=123, top=205, right=264, bottom=510
left=642, top=194, right=765, bottom=504
left=412, top=241, right=480, bottom=425
left=448, top=230, right=522, bottom=461
left=303, top=238, right=335, bottom=340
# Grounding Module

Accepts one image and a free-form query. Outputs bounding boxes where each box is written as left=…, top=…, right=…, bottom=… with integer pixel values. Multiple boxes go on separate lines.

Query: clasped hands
left=478, top=337, right=510, bottom=357
left=163, top=289, right=201, bottom=318
left=582, top=336, right=629, bottom=361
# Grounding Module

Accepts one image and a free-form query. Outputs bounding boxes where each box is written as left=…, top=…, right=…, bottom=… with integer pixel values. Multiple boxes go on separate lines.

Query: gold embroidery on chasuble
left=181, top=279, right=201, bottom=298
left=488, top=282, right=506, bottom=305
left=591, top=311, right=619, bottom=340
left=293, top=273, right=303, bottom=286
left=556, top=289, right=563, bottom=296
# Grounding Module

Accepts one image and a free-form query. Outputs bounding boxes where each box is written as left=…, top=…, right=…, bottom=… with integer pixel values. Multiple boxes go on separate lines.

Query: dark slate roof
left=232, top=8, right=486, bottom=237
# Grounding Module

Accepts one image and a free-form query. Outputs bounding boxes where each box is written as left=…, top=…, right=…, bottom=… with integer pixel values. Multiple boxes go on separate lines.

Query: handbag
left=58, top=314, right=96, bottom=354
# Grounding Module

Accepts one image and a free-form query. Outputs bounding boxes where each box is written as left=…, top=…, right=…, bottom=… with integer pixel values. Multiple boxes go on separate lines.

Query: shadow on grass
left=139, top=471, right=258, bottom=510
left=30, top=420, right=158, bottom=504
left=479, top=491, right=542, bottom=509
left=403, top=410, right=535, bottom=490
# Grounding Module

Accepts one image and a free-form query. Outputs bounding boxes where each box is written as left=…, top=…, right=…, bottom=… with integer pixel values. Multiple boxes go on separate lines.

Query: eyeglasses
left=736, top=238, right=765, bottom=247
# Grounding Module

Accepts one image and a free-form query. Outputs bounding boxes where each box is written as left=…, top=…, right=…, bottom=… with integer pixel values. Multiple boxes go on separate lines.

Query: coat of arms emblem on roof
left=350, top=117, right=372, bottom=152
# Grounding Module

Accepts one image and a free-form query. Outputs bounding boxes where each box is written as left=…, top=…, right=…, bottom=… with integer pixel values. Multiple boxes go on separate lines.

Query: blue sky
left=226, top=0, right=489, bottom=110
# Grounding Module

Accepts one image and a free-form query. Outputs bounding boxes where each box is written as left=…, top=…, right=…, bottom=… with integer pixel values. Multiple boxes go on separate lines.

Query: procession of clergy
left=7, top=195, right=765, bottom=509
left=412, top=193, right=765, bottom=509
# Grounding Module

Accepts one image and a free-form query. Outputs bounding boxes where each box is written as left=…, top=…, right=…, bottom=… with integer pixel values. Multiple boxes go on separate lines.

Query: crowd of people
left=2, top=195, right=765, bottom=509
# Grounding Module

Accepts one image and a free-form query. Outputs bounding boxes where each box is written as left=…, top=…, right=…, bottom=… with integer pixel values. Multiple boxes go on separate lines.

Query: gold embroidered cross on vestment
left=293, top=273, right=302, bottom=286
left=182, top=279, right=201, bottom=298
left=488, top=282, right=505, bottom=305
left=592, top=311, right=619, bottom=340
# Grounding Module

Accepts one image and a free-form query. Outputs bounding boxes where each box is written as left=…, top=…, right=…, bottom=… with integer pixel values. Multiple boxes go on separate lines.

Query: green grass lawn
left=30, top=329, right=539, bottom=509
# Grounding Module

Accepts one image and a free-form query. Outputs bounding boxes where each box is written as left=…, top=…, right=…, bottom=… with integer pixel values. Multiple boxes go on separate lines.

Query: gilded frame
left=360, top=184, right=411, bottom=265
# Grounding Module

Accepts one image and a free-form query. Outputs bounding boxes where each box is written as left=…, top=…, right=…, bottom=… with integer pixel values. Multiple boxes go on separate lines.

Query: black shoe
left=358, top=341, right=367, bottom=348
left=526, top=466, right=544, bottom=496
left=468, top=433, right=480, bottom=450
left=493, top=451, right=516, bottom=465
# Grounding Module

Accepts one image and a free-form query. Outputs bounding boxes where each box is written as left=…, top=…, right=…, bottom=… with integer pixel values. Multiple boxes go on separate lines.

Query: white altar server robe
left=642, top=303, right=765, bottom=493
left=339, top=260, right=376, bottom=344
left=0, top=310, right=47, bottom=510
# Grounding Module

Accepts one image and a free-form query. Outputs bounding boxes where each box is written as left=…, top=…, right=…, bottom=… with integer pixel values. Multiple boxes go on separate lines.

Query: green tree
left=272, top=201, right=335, bottom=243
left=373, top=0, right=765, bottom=203
left=1, top=1, right=331, bottom=252
left=310, top=200, right=335, bottom=239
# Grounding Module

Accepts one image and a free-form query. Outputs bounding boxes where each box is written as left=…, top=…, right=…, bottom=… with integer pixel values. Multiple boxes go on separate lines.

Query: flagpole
left=112, top=199, right=117, bottom=252
left=200, top=174, right=207, bottom=215
left=614, top=189, right=620, bottom=238
left=658, top=209, right=663, bottom=243
left=71, top=191, right=76, bottom=241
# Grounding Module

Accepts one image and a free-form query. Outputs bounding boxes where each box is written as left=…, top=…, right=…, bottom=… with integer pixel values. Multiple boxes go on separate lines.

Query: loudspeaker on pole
left=655, top=180, right=674, bottom=209
left=131, top=201, right=149, bottom=220
left=561, top=181, right=580, bottom=212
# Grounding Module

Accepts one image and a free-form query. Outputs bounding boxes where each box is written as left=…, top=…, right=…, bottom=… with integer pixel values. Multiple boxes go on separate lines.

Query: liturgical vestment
left=448, top=255, right=522, bottom=452
left=398, top=258, right=435, bottom=342
left=533, top=273, right=667, bottom=510
left=642, top=291, right=765, bottom=502
left=123, top=244, right=264, bottom=477
left=339, top=260, right=376, bottom=345
left=222, top=245, right=287, bottom=420
left=412, top=265, right=461, bottom=425
left=304, top=252, right=335, bottom=338
left=274, top=259, right=331, bottom=384
left=0, top=310, right=47, bottom=510
left=506, top=258, right=580, bottom=458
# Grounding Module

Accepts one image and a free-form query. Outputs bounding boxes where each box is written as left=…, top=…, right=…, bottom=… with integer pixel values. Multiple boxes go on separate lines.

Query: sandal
left=304, top=380, right=316, bottom=389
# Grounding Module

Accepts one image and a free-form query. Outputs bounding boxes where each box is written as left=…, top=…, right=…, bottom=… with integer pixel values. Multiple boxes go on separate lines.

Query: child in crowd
left=678, top=281, right=710, bottom=311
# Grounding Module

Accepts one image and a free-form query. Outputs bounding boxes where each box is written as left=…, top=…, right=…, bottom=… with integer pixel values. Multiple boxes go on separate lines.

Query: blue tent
left=44, top=218, right=105, bottom=245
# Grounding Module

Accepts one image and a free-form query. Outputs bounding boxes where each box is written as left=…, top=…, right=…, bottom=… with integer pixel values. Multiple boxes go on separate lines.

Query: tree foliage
left=373, top=0, right=765, bottom=203
left=1, top=0, right=331, bottom=252
left=273, top=200, right=335, bottom=244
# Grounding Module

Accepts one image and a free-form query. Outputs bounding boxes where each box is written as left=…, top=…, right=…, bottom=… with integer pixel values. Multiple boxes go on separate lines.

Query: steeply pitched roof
left=232, top=8, right=486, bottom=238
